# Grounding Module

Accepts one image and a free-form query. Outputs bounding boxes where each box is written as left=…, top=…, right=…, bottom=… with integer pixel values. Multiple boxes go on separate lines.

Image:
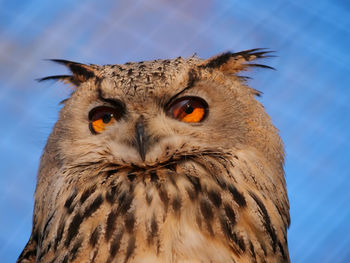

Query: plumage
left=18, top=49, right=290, bottom=263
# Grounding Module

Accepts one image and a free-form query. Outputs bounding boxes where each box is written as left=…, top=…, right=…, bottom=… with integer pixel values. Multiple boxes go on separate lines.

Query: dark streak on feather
left=158, top=186, right=169, bottom=212
left=89, top=226, right=100, bottom=247
left=147, top=214, right=158, bottom=245
left=200, top=198, right=214, bottom=235
left=32, top=229, right=39, bottom=244
left=275, top=202, right=290, bottom=228
left=37, top=249, right=44, bottom=261
left=65, top=212, right=83, bottom=247
left=169, top=173, right=178, bottom=189
left=201, top=49, right=274, bottom=71
left=106, top=184, right=119, bottom=204
left=42, top=213, right=55, bottom=241
left=70, top=238, right=83, bottom=261
left=124, top=236, right=136, bottom=263
left=38, top=75, right=73, bottom=83
left=82, top=194, right=103, bottom=219
left=106, top=169, right=118, bottom=179
left=200, top=198, right=213, bottom=221
left=196, top=214, right=202, bottom=229
left=61, top=254, right=68, bottom=263
left=150, top=171, right=159, bottom=183
left=224, top=204, right=236, bottom=226
left=230, top=232, right=244, bottom=253
left=278, top=241, right=287, bottom=260
left=186, top=175, right=201, bottom=197
left=127, top=173, right=136, bottom=182
left=236, top=234, right=246, bottom=252
left=91, top=250, right=98, bottom=263
left=208, top=190, right=222, bottom=208
left=186, top=69, right=197, bottom=90
left=185, top=186, right=196, bottom=201
left=109, top=230, right=124, bottom=259
left=172, top=195, right=181, bottom=213
left=203, top=52, right=232, bottom=69
left=105, top=209, right=118, bottom=241
left=19, top=249, right=36, bottom=261
left=118, top=192, right=133, bottom=215
left=125, top=212, right=135, bottom=234
left=249, top=241, right=257, bottom=261
left=228, top=184, right=246, bottom=207
left=146, top=191, right=153, bottom=205
left=249, top=191, right=277, bottom=251
left=165, top=163, right=177, bottom=172
left=260, top=242, right=267, bottom=256
left=80, top=185, right=97, bottom=204
left=220, top=215, right=231, bottom=238
left=247, top=63, right=275, bottom=70
left=219, top=215, right=240, bottom=255
left=64, top=190, right=77, bottom=214
left=50, top=59, right=96, bottom=83
left=54, top=218, right=65, bottom=250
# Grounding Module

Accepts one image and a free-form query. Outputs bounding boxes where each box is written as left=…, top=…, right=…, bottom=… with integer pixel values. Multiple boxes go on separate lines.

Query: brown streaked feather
left=39, top=59, right=98, bottom=86
left=201, top=48, right=275, bottom=74
left=49, top=59, right=95, bottom=75
left=38, top=75, right=78, bottom=85
left=16, top=235, right=37, bottom=263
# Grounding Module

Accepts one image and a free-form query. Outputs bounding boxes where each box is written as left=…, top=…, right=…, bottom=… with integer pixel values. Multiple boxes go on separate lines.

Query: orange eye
left=88, top=106, right=121, bottom=134
left=167, top=96, right=208, bottom=123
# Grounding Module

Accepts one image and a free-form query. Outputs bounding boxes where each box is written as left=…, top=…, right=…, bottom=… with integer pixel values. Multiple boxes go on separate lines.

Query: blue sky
left=0, top=0, right=349, bottom=262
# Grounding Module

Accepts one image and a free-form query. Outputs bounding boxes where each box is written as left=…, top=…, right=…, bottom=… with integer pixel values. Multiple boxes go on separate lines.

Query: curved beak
left=135, top=116, right=147, bottom=161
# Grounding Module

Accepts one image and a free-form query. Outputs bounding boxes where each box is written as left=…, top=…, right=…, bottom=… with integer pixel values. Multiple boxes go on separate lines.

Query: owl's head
left=41, top=49, right=283, bottom=173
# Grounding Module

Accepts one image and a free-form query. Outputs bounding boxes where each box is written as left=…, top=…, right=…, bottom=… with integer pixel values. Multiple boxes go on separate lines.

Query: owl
left=18, top=49, right=290, bottom=263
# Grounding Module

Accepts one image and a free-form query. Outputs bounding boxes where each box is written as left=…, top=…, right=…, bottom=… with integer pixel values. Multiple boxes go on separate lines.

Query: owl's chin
left=103, top=148, right=215, bottom=175
left=107, top=154, right=186, bottom=173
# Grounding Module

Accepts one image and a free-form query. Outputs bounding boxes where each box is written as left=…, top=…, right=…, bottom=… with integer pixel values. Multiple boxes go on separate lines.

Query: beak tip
left=141, top=154, right=146, bottom=162
left=136, top=139, right=146, bottom=162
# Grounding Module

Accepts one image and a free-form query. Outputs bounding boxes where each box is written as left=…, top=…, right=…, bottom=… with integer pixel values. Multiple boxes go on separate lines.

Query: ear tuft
left=200, top=48, right=275, bottom=74
left=39, top=59, right=97, bottom=86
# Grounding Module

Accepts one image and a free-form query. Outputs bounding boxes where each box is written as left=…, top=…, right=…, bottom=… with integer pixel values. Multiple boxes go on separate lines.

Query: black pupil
left=185, top=104, right=194, bottom=114
left=102, top=113, right=112, bottom=123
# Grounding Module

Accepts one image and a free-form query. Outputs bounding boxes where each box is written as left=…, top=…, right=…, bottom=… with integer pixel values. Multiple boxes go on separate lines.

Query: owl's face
left=51, top=52, right=281, bottom=171
left=18, top=50, right=289, bottom=263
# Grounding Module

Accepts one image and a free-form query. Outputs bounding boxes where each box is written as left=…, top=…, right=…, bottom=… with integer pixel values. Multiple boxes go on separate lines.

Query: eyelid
left=100, top=98, right=125, bottom=110
left=97, top=88, right=126, bottom=115
left=88, top=106, right=120, bottom=121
